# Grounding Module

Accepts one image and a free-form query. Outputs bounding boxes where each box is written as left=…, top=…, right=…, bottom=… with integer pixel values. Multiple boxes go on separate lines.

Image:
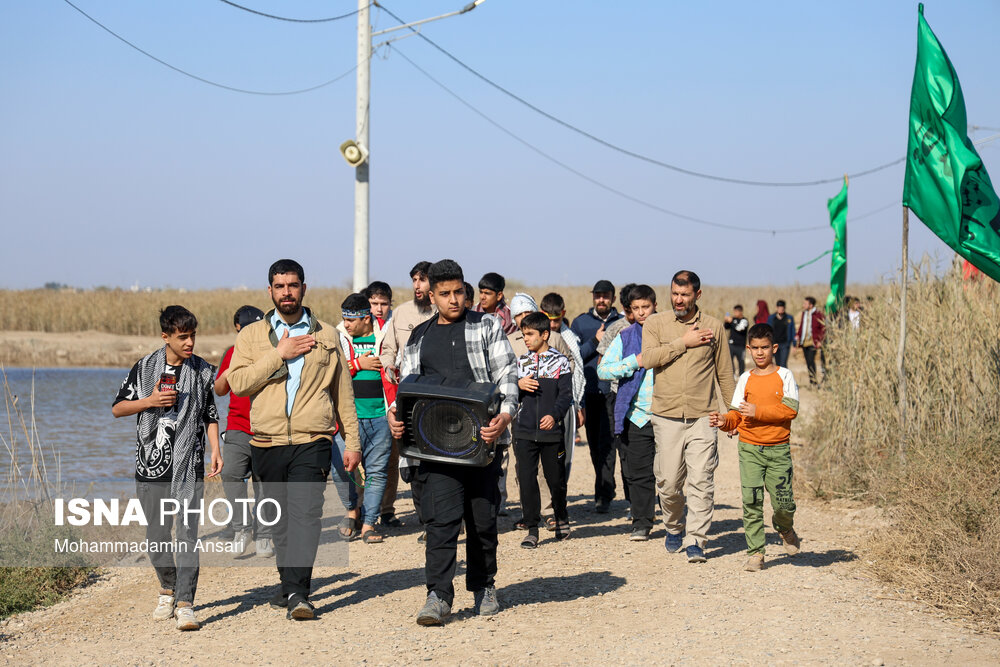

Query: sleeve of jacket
left=559, top=332, right=586, bottom=405
left=573, top=317, right=599, bottom=363
left=641, top=315, right=686, bottom=370
left=714, top=322, right=737, bottom=409
left=331, top=341, right=361, bottom=453
left=597, top=336, right=636, bottom=381
left=814, top=312, right=826, bottom=344
left=227, top=325, right=284, bottom=397
left=485, top=316, right=519, bottom=418
left=553, top=365, right=574, bottom=420
left=379, top=322, right=398, bottom=369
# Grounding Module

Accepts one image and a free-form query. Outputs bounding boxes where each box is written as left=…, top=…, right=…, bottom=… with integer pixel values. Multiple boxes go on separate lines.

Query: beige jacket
left=640, top=308, right=736, bottom=419
left=378, top=299, right=436, bottom=370
left=227, top=308, right=360, bottom=452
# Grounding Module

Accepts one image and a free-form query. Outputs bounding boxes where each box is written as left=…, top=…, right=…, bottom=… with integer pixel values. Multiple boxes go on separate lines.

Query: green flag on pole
left=826, top=179, right=848, bottom=314
left=902, top=4, right=1000, bottom=281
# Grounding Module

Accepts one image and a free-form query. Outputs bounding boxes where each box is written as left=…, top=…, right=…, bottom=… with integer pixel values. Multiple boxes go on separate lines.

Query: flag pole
left=897, top=206, right=909, bottom=464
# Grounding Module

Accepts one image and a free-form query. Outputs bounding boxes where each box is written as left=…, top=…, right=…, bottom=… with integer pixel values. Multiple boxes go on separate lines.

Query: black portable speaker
left=396, top=375, right=503, bottom=467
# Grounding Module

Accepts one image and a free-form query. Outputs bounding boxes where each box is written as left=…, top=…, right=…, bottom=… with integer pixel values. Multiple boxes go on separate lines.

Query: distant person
left=710, top=323, right=801, bottom=572
left=364, top=280, right=400, bottom=527
left=513, top=312, right=574, bottom=549
left=848, top=297, right=862, bottom=329
left=754, top=300, right=770, bottom=325
left=214, top=305, right=272, bottom=557
left=597, top=284, right=658, bottom=541
left=379, top=261, right=436, bottom=530
left=463, top=281, right=476, bottom=308
left=724, top=305, right=749, bottom=375
left=386, top=259, right=518, bottom=625
left=571, top=280, right=624, bottom=514
left=111, top=305, right=222, bottom=631
left=767, top=300, right=796, bottom=368
left=796, top=296, right=826, bottom=385
left=541, top=291, right=586, bottom=448
left=473, top=272, right=517, bottom=334
left=641, top=270, right=736, bottom=563
left=334, top=293, right=393, bottom=544
left=226, top=259, right=361, bottom=621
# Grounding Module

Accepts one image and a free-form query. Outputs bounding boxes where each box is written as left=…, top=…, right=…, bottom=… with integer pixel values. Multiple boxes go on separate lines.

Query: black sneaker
left=269, top=590, right=288, bottom=609
left=380, top=513, right=403, bottom=528
left=595, top=499, right=611, bottom=514
left=286, top=594, right=315, bottom=620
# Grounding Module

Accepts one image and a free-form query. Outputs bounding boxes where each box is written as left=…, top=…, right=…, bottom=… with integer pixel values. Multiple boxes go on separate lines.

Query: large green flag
left=826, top=179, right=848, bottom=313
left=902, top=4, right=1000, bottom=281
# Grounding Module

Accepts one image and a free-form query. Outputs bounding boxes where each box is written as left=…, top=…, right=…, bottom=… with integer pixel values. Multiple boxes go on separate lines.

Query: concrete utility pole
left=348, top=1, right=486, bottom=292
left=352, top=0, right=371, bottom=292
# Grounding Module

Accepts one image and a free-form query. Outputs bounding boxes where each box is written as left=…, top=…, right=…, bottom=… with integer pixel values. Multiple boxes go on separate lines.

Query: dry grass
left=802, top=264, right=1000, bottom=631
left=0, top=282, right=862, bottom=336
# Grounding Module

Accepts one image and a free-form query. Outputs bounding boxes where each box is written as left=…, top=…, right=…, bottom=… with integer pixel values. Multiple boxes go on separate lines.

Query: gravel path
left=2, top=383, right=998, bottom=666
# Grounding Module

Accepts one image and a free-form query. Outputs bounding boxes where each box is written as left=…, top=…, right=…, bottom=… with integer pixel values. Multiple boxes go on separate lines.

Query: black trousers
left=418, top=454, right=502, bottom=607
left=252, top=439, right=331, bottom=599
left=802, top=346, right=825, bottom=384
left=514, top=437, right=568, bottom=534
left=620, top=421, right=656, bottom=532
left=136, top=480, right=201, bottom=604
left=729, top=343, right=746, bottom=375
left=585, top=392, right=617, bottom=503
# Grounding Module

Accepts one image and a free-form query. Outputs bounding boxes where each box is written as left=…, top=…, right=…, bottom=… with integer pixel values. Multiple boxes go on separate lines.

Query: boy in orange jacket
left=709, top=323, right=802, bottom=572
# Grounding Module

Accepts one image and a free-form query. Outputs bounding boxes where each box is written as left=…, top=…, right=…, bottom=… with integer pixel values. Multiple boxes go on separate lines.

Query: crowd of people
left=112, top=258, right=836, bottom=629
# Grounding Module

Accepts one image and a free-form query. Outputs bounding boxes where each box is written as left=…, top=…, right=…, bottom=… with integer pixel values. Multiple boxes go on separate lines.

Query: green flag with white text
left=902, top=4, right=1000, bottom=282
left=826, top=180, right=847, bottom=314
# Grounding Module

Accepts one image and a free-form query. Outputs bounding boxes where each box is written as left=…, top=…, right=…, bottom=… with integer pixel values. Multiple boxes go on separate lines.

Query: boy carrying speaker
left=513, top=312, right=574, bottom=549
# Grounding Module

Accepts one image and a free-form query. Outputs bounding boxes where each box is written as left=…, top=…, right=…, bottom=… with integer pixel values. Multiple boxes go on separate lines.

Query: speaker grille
left=411, top=399, right=484, bottom=458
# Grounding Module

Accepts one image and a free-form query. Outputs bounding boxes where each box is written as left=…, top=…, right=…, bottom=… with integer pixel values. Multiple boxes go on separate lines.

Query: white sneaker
left=231, top=528, right=251, bottom=554
left=174, top=605, right=200, bottom=631
left=152, top=594, right=175, bottom=620
left=256, top=537, right=274, bottom=558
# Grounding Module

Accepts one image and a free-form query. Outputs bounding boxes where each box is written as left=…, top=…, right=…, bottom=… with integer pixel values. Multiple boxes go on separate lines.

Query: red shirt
left=217, top=346, right=252, bottom=435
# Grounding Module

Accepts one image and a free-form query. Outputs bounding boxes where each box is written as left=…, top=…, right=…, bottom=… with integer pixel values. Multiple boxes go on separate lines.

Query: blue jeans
left=775, top=343, right=792, bottom=368
left=331, top=417, right=392, bottom=527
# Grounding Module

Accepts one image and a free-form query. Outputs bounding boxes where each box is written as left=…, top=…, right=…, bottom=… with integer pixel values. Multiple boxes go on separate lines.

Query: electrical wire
left=216, top=0, right=364, bottom=23
left=392, top=47, right=828, bottom=235
left=62, top=0, right=360, bottom=95
left=378, top=2, right=908, bottom=188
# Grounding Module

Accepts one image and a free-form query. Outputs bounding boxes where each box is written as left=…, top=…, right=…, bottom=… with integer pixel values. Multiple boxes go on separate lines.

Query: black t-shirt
left=725, top=317, right=749, bottom=348
left=113, top=362, right=218, bottom=482
left=771, top=313, right=791, bottom=343
left=419, top=311, right=475, bottom=385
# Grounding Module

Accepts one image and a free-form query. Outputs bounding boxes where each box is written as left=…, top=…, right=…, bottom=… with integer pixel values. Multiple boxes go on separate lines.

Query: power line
left=216, top=0, right=364, bottom=23
left=377, top=2, right=906, bottom=188
left=391, top=47, right=829, bottom=235
left=61, top=0, right=360, bottom=95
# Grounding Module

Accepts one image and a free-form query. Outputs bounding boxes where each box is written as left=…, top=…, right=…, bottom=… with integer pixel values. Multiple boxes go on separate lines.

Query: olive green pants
left=738, top=441, right=795, bottom=555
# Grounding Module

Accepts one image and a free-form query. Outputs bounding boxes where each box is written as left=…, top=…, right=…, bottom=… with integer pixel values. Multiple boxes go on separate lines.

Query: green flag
left=826, top=180, right=848, bottom=313
left=902, top=4, right=1000, bottom=281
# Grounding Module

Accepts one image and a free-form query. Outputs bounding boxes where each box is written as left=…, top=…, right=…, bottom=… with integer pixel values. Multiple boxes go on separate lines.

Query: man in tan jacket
left=228, top=259, right=361, bottom=621
left=641, top=270, right=735, bottom=563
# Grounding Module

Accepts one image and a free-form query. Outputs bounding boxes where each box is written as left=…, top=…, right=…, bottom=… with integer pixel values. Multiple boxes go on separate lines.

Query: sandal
left=361, top=528, right=383, bottom=544
left=544, top=517, right=557, bottom=532
left=520, top=534, right=539, bottom=549
left=555, top=521, right=571, bottom=541
left=513, top=519, right=528, bottom=531
left=338, top=516, right=360, bottom=540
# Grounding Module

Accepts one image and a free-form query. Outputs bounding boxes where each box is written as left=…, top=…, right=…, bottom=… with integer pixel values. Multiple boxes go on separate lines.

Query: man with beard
left=570, top=280, right=624, bottom=513
left=641, top=270, right=735, bottom=563
left=227, top=259, right=361, bottom=620
left=387, top=259, right=518, bottom=625
left=378, top=261, right=436, bottom=529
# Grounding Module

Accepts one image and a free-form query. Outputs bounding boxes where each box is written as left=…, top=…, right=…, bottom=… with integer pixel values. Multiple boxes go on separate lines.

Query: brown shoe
left=743, top=553, right=764, bottom=572
left=779, top=529, right=801, bottom=555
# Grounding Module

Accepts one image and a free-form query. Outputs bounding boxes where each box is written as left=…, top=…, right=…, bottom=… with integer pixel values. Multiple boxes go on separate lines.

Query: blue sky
left=1, top=1, right=998, bottom=290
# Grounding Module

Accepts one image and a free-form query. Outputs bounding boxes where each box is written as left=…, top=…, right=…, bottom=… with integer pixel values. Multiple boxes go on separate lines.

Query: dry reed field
left=803, top=265, right=1000, bottom=631
left=0, top=281, right=852, bottom=337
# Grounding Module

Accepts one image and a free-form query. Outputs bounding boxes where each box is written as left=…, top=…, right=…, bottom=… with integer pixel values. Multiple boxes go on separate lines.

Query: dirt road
left=2, top=383, right=998, bottom=665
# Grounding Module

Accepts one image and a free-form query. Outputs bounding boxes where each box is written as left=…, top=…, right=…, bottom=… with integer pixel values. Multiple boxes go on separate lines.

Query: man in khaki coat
left=641, top=270, right=735, bottom=563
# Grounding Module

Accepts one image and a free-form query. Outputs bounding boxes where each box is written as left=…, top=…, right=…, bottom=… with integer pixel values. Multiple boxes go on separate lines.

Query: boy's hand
left=682, top=326, right=713, bottom=348
left=276, top=329, right=316, bottom=360
left=148, top=385, right=177, bottom=409
left=386, top=365, right=399, bottom=384
left=480, top=413, right=512, bottom=444
left=539, top=415, right=556, bottom=430
left=518, top=377, right=539, bottom=392
left=595, top=323, right=606, bottom=342
left=387, top=405, right=405, bottom=439
left=577, top=408, right=585, bottom=425
left=738, top=401, right=756, bottom=418
left=206, top=452, right=223, bottom=478
left=708, top=411, right=723, bottom=428
left=358, top=352, right=382, bottom=371
left=343, top=450, right=362, bottom=472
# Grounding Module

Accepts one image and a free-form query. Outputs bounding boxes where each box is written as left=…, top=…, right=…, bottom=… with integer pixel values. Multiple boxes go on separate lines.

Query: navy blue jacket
left=570, top=307, right=623, bottom=395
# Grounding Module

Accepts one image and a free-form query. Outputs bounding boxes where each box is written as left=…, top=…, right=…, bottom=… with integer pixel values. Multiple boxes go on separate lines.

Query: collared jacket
left=227, top=307, right=360, bottom=452
left=571, top=307, right=623, bottom=395
left=796, top=308, right=826, bottom=346
left=640, top=307, right=736, bottom=420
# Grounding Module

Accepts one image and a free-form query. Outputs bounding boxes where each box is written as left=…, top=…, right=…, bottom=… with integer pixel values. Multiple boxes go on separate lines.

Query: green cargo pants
left=738, top=441, right=796, bottom=555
